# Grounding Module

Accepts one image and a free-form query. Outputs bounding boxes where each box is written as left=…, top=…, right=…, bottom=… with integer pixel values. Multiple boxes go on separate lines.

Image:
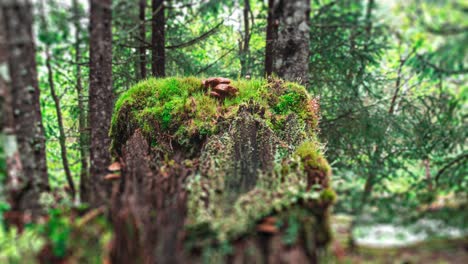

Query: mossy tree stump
left=109, top=77, right=335, bottom=263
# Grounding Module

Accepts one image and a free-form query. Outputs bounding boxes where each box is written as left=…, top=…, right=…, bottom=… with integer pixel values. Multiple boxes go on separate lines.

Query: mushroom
left=104, top=173, right=121, bottom=181
left=108, top=161, right=121, bottom=172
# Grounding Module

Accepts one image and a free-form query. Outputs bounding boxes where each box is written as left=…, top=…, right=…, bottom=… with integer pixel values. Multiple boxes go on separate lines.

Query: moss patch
left=110, top=77, right=319, bottom=154
left=110, top=77, right=333, bottom=251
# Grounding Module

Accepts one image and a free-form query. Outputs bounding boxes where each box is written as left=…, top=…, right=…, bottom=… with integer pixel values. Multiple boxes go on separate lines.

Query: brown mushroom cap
left=257, top=223, right=278, bottom=234
left=108, top=162, right=121, bottom=172
left=104, top=173, right=121, bottom=180
left=202, top=77, right=231, bottom=88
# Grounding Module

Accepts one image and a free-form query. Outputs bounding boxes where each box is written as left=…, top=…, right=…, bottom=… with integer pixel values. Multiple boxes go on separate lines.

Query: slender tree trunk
left=271, top=0, right=310, bottom=85
left=240, top=0, right=251, bottom=77
left=139, top=0, right=147, bottom=79
left=45, top=48, right=76, bottom=199
left=72, top=0, right=89, bottom=202
left=40, top=0, right=76, bottom=200
left=423, top=158, right=433, bottom=191
left=1, top=0, right=48, bottom=218
left=88, top=0, right=113, bottom=206
left=264, top=0, right=278, bottom=76
left=151, top=0, right=165, bottom=77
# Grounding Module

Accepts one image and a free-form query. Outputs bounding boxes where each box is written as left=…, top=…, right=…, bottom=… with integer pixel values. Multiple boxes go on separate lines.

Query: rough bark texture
left=139, top=0, right=147, bottom=79
left=151, top=0, right=165, bottom=77
left=1, top=0, right=48, bottom=218
left=265, top=0, right=279, bottom=76
left=88, top=0, right=113, bottom=206
left=73, top=0, right=89, bottom=201
left=271, top=0, right=310, bottom=85
left=109, top=77, right=333, bottom=263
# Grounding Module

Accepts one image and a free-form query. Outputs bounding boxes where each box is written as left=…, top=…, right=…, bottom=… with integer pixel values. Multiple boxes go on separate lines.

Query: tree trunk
left=109, top=78, right=333, bottom=263
left=139, top=0, right=147, bottom=79
left=88, top=0, right=113, bottom=206
left=264, top=0, right=278, bottom=76
left=1, top=0, right=48, bottom=219
left=424, top=158, right=433, bottom=191
left=45, top=47, right=76, bottom=199
left=0, top=6, right=26, bottom=231
left=72, top=0, right=90, bottom=202
left=240, top=0, right=252, bottom=77
left=271, top=0, right=310, bottom=85
left=151, top=0, right=165, bottom=77
left=39, top=0, right=76, bottom=200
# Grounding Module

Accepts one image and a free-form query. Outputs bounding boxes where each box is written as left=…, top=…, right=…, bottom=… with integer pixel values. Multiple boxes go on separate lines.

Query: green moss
left=294, top=140, right=331, bottom=175
left=110, top=77, right=333, bottom=250
left=110, top=77, right=320, bottom=153
left=320, top=188, right=337, bottom=204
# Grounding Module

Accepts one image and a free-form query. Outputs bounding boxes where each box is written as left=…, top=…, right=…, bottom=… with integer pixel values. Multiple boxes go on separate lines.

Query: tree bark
left=151, top=0, right=165, bottom=77
left=72, top=0, right=90, bottom=202
left=239, top=0, right=252, bottom=77
left=264, top=0, right=278, bottom=76
left=1, top=0, right=48, bottom=218
left=271, top=0, right=310, bottom=85
left=0, top=6, right=25, bottom=230
left=423, top=158, right=433, bottom=191
left=88, top=0, right=113, bottom=206
left=139, top=0, right=147, bottom=79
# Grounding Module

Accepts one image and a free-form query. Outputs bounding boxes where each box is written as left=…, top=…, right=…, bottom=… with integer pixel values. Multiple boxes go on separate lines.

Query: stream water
left=352, top=218, right=467, bottom=247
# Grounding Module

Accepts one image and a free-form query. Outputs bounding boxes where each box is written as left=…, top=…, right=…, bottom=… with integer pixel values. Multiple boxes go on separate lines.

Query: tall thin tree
left=72, top=0, right=89, bottom=202
left=239, top=0, right=252, bottom=77
left=151, top=0, right=165, bottom=77
left=270, top=0, right=310, bottom=85
left=264, top=0, right=278, bottom=76
left=139, top=0, right=147, bottom=79
left=1, top=0, right=48, bottom=218
left=40, top=0, right=76, bottom=200
left=88, top=0, right=113, bottom=206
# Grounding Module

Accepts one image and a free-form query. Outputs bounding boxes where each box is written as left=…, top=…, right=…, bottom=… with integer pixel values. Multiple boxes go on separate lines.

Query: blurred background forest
left=0, top=0, right=467, bottom=263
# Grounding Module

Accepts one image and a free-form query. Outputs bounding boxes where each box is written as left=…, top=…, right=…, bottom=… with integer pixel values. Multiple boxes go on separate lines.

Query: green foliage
left=0, top=226, right=44, bottom=263
left=4, top=0, right=463, bottom=258
left=38, top=209, right=71, bottom=257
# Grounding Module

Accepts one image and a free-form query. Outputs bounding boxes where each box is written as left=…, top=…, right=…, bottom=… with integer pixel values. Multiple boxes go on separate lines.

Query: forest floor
left=329, top=214, right=468, bottom=264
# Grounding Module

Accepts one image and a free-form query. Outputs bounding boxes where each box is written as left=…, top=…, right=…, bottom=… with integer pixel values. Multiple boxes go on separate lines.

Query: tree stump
left=109, top=77, right=335, bottom=263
